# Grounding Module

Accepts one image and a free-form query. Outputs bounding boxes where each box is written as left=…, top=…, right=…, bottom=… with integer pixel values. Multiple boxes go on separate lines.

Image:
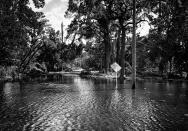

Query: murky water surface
left=0, top=74, right=188, bottom=131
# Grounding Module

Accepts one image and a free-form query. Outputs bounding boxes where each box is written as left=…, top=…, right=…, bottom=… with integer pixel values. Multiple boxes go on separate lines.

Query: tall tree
left=0, top=0, right=45, bottom=67
left=141, top=0, right=188, bottom=77
left=66, top=0, right=118, bottom=73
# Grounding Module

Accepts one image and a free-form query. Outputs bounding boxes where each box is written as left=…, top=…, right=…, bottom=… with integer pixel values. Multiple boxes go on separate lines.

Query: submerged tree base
left=132, top=82, right=136, bottom=89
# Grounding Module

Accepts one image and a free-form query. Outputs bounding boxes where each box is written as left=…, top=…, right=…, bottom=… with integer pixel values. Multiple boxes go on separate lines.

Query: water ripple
left=0, top=75, right=188, bottom=130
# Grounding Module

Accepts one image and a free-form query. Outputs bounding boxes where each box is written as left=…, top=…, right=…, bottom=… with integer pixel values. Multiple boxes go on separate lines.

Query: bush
left=0, top=66, right=19, bottom=80
left=0, top=66, right=6, bottom=78
left=80, top=70, right=91, bottom=77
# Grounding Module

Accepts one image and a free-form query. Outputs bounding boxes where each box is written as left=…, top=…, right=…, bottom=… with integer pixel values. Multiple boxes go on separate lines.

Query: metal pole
left=132, top=0, right=136, bottom=89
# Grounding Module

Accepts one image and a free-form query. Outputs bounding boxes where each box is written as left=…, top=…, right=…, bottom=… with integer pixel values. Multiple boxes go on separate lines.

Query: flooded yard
left=0, top=74, right=188, bottom=131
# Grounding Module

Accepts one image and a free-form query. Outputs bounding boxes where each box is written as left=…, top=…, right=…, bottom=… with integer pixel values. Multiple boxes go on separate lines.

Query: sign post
left=111, top=62, right=121, bottom=89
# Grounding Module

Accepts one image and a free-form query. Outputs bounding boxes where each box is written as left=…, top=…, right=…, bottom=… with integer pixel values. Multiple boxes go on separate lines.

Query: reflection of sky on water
left=73, top=77, right=95, bottom=93
left=3, top=82, right=21, bottom=107
left=0, top=76, right=188, bottom=130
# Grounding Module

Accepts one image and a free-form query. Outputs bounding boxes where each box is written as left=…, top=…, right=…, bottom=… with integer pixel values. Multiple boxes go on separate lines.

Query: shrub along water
left=0, top=66, right=20, bottom=81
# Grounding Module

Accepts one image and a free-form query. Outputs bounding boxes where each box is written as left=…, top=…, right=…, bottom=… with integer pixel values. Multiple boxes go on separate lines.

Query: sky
left=30, top=0, right=70, bottom=31
left=30, top=0, right=150, bottom=36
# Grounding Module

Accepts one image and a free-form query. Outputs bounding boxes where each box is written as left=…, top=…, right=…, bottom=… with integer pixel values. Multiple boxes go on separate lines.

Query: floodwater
left=0, top=74, right=188, bottom=131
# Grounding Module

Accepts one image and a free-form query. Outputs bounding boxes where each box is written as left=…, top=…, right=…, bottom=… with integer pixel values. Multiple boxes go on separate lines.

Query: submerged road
left=0, top=74, right=188, bottom=131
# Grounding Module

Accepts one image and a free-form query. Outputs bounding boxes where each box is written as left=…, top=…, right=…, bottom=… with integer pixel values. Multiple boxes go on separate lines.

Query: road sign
left=111, top=62, right=121, bottom=72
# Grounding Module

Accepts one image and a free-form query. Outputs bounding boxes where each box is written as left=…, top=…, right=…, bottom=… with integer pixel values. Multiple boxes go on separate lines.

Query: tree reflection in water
left=0, top=75, right=187, bottom=130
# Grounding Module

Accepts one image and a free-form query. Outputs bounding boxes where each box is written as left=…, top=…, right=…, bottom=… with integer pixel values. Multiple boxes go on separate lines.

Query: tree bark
left=103, top=28, right=111, bottom=73
left=21, top=43, right=44, bottom=72
left=119, top=21, right=126, bottom=83
left=99, top=19, right=111, bottom=73
left=116, top=28, right=121, bottom=64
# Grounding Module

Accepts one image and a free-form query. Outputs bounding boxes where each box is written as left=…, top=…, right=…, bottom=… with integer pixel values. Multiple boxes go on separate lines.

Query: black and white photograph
left=0, top=0, right=188, bottom=130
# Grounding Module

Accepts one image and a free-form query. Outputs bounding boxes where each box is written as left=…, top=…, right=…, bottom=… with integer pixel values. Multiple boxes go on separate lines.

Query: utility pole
left=61, top=22, right=64, bottom=43
left=132, top=0, right=136, bottom=89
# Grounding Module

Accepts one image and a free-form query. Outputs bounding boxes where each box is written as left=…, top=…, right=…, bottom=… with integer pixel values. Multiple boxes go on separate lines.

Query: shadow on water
left=0, top=74, right=188, bottom=130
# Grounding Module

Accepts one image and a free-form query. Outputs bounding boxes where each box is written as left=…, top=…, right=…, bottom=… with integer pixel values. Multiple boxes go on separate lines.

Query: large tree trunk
left=99, top=19, right=111, bottom=73
left=98, top=18, right=111, bottom=73
left=19, top=39, right=43, bottom=73
left=119, top=21, right=126, bottom=83
left=116, top=28, right=121, bottom=64
left=21, top=43, right=44, bottom=72
left=104, top=29, right=111, bottom=73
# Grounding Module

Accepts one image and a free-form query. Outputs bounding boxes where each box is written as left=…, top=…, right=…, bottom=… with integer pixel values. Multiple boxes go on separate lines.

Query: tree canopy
left=65, top=0, right=188, bottom=78
left=0, top=0, right=188, bottom=79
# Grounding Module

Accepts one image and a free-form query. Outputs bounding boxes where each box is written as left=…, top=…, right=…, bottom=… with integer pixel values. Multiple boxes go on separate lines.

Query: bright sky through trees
left=30, top=0, right=150, bottom=36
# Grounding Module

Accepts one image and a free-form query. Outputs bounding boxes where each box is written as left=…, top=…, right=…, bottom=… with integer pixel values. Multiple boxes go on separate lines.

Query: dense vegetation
left=65, top=0, right=188, bottom=79
left=0, top=0, right=188, bottom=80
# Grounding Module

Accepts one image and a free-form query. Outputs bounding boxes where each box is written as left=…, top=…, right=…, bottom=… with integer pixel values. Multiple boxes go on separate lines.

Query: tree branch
left=125, top=19, right=150, bottom=27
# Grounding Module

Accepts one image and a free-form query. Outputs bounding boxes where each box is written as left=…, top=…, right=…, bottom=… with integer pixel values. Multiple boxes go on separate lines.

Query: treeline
left=0, top=0, right=188, bottom=80
left=0, top=0, right=83, bottom=79
left=65, top=0, right=188, bottom=79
